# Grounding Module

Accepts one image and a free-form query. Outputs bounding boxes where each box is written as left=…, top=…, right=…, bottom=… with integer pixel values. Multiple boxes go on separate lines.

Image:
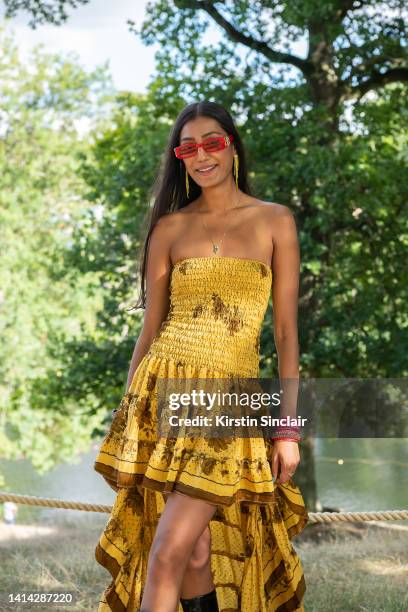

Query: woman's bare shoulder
left=248, top=199, right=294, bottom=232
left=254, top=199, right=294, bottom=217
left=151, top=211, right=183, bottom=238
left=156, top=204, right=197, bottom=227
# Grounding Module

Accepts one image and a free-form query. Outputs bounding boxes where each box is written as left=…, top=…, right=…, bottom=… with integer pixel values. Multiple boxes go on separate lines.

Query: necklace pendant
left=213, top=244, right=219, bottom=254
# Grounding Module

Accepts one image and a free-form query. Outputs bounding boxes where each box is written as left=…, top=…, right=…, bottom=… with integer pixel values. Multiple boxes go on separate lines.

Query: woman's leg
left=179, top=524, right=213, bottom=599
left=162, top=491, right=216, bottom=600
left=140, top=491, right=217, bottom=612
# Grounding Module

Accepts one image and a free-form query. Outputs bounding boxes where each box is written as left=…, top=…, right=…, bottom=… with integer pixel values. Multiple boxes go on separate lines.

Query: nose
left=196, top=144, right=210, bottom=162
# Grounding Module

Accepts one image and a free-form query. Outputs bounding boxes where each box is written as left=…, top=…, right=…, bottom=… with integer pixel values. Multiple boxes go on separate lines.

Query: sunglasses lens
left=203, top=138, right=224, bottom=152
left=176, top=144, right=197, bottom=158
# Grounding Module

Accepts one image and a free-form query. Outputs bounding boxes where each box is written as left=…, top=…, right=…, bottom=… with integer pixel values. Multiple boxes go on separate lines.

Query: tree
left=0, top=25, right=113, bottom=474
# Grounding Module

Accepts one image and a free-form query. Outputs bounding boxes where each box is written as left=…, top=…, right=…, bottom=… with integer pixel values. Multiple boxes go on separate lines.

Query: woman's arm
left=271, top=207, right=300, bottom=379
left=270, top=206, right=301, bottom=484
left=125, top=216, right=174, bottom=392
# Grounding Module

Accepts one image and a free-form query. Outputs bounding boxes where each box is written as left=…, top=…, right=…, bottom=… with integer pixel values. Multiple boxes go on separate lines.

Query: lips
left=196, top=164, right=217, bottom=175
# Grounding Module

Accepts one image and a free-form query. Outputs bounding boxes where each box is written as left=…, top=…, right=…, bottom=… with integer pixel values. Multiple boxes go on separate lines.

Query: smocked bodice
left=147, top=256, right=272, bottom=377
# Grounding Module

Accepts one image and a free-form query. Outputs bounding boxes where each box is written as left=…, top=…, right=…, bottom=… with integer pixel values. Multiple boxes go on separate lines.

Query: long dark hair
left=128, top=100, right=253, bottom=311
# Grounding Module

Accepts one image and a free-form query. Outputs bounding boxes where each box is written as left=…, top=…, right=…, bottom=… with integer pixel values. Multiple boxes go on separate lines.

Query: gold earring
left=233, top=154, right=239, bottom=188
left=185, top=168, right=190, bottom=198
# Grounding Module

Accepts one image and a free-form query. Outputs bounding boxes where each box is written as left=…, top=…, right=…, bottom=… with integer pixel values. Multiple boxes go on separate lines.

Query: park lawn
left=0, top=516, right=407, bottom=611
left=297, top=521, right=408, bottom=612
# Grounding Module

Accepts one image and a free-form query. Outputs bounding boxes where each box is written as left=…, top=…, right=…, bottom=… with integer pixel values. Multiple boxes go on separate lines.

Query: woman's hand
left=272, top=440, right=300, bottom=484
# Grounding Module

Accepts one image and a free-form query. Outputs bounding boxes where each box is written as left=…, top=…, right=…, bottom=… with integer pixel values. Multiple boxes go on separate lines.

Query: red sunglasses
left=174, top=134, right=234, bottom=159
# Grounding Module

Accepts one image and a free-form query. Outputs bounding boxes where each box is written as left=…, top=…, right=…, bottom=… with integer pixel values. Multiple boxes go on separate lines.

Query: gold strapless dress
left=94, top=256, right=309, bottom=612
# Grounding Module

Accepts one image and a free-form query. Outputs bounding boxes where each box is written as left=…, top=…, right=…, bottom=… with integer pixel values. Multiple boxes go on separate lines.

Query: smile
left=196, top=164, right=217, bottom=175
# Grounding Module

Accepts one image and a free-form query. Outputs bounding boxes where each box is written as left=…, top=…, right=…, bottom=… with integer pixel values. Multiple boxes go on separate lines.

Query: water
left=314, top=438, right=408, bottom=511
left=0, top=439, right=407, bottom=524
left=0, top=443, right=115, bottom=524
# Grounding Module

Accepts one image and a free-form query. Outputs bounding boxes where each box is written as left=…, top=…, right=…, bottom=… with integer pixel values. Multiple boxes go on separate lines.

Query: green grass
left=1, top=517, right=407, bottom=611
left=0, top=516, right=107, bottom=612
left=296, top=522, right=408, bottom=612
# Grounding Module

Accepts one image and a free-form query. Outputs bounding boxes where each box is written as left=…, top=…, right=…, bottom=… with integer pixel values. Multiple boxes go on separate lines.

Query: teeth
left=197, top=165, right=216, bottom=172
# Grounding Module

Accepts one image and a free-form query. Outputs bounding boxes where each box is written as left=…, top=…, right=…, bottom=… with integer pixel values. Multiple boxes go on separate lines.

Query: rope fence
left=1, top=492, right=407, bottom=524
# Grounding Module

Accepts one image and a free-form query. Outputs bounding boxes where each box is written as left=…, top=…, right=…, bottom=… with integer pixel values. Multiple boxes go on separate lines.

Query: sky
left=0, top=0, right=158, bottom=92
left=0, top=0, right=308, bottom=95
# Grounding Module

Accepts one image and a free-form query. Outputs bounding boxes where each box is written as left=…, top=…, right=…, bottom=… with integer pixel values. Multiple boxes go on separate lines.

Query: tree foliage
left=3, top=0, right=89, bottom=28
left=0, top=25, right=113, bottom=472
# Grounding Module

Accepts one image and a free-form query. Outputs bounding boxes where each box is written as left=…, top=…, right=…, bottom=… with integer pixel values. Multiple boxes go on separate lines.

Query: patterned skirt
left=94, top=353, right=309, bottom=611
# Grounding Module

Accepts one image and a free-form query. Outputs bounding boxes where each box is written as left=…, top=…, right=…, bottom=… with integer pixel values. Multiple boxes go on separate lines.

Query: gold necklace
left=199, top=191, right=242, bottom=255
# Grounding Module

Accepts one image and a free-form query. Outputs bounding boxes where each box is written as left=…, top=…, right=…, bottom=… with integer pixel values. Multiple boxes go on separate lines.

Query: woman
left=94, top=100, right=309, bottom=612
